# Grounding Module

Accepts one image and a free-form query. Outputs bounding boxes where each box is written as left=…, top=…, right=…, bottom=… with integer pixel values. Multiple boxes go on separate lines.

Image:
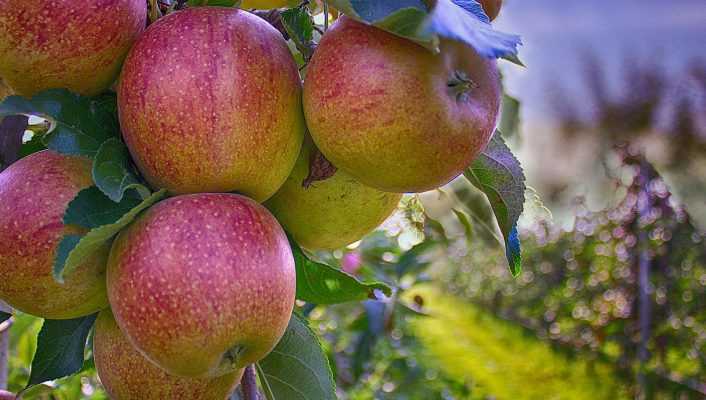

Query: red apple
left=0, top=151, right=109, bottom=319
left=479, top=0, right=503, bottom=21
left=0, top=390, right=15, bottom=400
left=94, top=310, right=244, bottom=400
left=107, top=193, right=295, bottom=378
left=265, top=139, right=401, bottom=250
left=118, top=7, right=304, bottom=201
left=303, top=16, right=501, bottom=193
left=0, top=0, right=146, bottom=96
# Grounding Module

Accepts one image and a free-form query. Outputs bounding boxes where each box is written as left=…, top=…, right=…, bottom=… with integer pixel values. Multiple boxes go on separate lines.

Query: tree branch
left=240, top=365, right=260, bottom=400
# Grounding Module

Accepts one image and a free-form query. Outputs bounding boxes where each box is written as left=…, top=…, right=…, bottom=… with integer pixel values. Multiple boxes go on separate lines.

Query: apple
left=265, top=139, right=401, bottom=250
left=107, top=193, right=296, bottom=378
left=0, top=0, right=146, bottom=96
left=94, top=310, right=244, bottom=400
left=0, top=151, right=109, bottom=319
left=118, top=7, right=304, bottom=201
left=303, top=16, right=501, bottom=193
left=0, top=390, right=15, bottom=400
left=240, top=0, right=298, bottom=9
left=479, top=0, right=503, bottom=21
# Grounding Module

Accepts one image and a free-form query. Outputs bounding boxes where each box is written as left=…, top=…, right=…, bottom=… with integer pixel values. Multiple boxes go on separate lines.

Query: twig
left=240, top=365, right=260, bottom=400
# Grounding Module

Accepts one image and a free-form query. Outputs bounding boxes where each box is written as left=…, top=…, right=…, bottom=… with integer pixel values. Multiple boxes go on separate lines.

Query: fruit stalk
left=241, top=365, right=260, bottom=400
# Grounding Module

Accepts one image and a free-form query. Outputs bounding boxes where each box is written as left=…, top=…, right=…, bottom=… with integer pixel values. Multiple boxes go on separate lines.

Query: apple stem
left=241, top=365, right=260, bottom=400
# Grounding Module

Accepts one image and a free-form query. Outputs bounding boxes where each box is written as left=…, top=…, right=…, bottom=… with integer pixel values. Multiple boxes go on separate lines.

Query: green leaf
left=19, top=132, right=47, bottom=158
left=452, top=208, right=474, bottom=241
left=257, top=314, right=336, bottom=400
left=92, top=138, right=149, bottom=203
left=63, top=186, right=143, bottom=229
left=464, top=131, right=525, bottom=276
left=395, top=241, right=434, bottom=278
left=281, top=7, right=316, bottom=60
left=52, top=235, right=83, bottom=283
left=26, top=314, right=97, bottom=388
left=0, top=89, right=118, bottom=157
left=500, top=93, right=521, bottom=138
left=0, top=311, right=10, bottom=324
left=327, top=0, right=521, bottom=60
left=291, top=240, right=391, bottom=304
left=55, top=190, right=167, bottom=282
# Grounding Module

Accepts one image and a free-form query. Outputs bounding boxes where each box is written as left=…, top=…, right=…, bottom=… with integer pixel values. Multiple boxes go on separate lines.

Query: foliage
left=0, top=0, right=528, bottom=398
left=442, top=147, right=706, bottom=397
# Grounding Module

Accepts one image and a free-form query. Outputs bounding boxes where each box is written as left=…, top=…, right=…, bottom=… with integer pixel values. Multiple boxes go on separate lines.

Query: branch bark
left=240, top=365, right=260, bottom=400
left=0, top=301, right=11, bottom=390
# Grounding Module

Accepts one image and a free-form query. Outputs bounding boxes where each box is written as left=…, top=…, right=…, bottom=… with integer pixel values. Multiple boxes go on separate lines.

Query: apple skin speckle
left=117, top=7, right=305, bottom=201
left=94, top=310, right=244, bottom=400
left=0, top=0, right=147, bottom=96
left=0, top=151, right=110, bottom=319
left=303, top=16, right=501, bottom=193
left=107, top=193, right=296, bottom=378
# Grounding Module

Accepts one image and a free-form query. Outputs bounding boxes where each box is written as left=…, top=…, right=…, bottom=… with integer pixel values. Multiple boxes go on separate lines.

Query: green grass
left=407, top=286, right=630, bottom=400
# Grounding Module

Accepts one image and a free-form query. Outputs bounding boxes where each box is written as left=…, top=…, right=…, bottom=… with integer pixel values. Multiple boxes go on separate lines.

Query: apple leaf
left=257, top=314, right=336, bottom=400
left=52, top=235, right=83, bottom=283
left=25, top=314, right=97, bottom=389
left=281, top=6, right=316, bottom=60
left=500, top=92, right=521, bottom=138
left=0, top=90, right=118, bottom=157
left=464, top=131, right=525, bottom=276
left=54, top=189, right=167, bottom=282
left=92, top=138, right=150, bottom=203
left=326, top=0, right=521, bottom=60
left=63, top=186, right=143, bottom=229
left=395, top=241, right=434, bottom=278
left=291, top=240, right=391, bottom=304
left=0, top=311, right=10, bottom=324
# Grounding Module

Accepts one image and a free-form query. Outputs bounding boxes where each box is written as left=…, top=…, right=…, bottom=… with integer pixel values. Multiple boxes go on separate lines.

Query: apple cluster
left=0, top=1, right=502, bottom=399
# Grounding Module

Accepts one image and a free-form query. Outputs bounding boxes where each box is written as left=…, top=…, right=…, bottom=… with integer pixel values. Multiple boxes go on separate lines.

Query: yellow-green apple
left=0, top=0, right=146, bottom=96
left=0, top=151, right=109, bottom=319
left=303, top=16, right=501, bottom=193
left=479, top=0, right=502, bottom=21
left=118, top=7, right=304, bottom=201
left=265, top=139, right=401, bottom=250
left=94, top=310, right=244, bottom=400
left=107, top=193, right=295, bottom=378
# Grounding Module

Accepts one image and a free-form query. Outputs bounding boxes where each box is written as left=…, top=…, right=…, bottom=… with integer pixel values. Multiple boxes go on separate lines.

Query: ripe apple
left=0, top=390, right=14, bottom=400
left=94, top=310, right=244, bottom=400
left=0, top=0, right=146, bottom=96
left=107, top=193, right=296, bottom=378
left=265, top=139, right=401, bottom=250
left=118, top=7, right=304, bottom=201
left=303, top=16, right=501, bottom=193
left=479, top=0, right=503, bottom=21
left=0, top=151, right=109, bottom=319
left=240, top=0, right=298, bottom=8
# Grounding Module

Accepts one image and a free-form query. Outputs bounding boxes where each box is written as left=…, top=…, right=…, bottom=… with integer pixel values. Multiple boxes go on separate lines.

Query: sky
left=496, top=0, right=706, bottom=121
left=487, top=0, right=706, bottom=224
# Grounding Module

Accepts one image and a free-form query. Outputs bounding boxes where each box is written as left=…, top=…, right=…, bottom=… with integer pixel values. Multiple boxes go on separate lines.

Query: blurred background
left=3, top=0, right=705, bottom=399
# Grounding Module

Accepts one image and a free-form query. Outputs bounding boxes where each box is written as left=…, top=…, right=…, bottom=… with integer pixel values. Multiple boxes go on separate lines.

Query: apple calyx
left=214, top=344, right=247, bottom=377
left=447, top=70, right=479, bottom=102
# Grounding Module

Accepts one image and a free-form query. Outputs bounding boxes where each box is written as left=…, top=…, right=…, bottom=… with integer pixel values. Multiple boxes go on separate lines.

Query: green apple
left=94, top=310, right=244, bottom=400
left=0, top=151, right=109, bottom=319
left=303, top=16, right=501, bottom=193
left=107, top=193, right=295, bottom=378
left=0, top=0, right=146, bottom=96
left=118, top=7, right=304, bottom=201
left=266, top=139, right=401, bottom=250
